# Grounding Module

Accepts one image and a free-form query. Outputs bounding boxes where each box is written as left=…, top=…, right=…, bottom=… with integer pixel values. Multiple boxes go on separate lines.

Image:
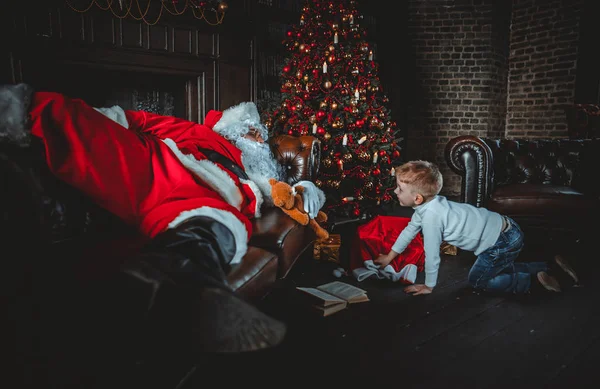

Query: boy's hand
left=404, top=284, right=433, bottom=295
left=374, top=253, right=393, bottom=268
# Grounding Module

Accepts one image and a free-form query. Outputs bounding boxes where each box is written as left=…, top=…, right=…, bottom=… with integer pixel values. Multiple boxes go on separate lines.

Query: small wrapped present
left=313, top=234, right=342, bottom=263
left=441, top=241, right=458, bottom=255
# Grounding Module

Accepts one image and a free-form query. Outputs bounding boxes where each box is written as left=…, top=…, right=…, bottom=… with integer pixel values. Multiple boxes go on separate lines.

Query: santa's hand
left=294, top=180, right=322, bottom=219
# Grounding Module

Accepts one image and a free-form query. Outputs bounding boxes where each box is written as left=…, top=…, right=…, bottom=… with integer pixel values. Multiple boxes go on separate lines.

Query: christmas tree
left=263, top=0, right=403, bottom=219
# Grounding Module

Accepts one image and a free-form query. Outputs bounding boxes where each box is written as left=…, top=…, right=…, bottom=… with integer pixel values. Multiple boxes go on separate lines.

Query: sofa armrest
left=270, top=135, right=321, bottom=183
left=444, top=135, right=494, bottom=207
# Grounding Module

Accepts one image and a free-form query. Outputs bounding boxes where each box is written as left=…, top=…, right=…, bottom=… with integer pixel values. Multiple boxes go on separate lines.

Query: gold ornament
left=323, top=158, right=333, bottom=168
left=298, top=44, right=305, bottom=51
left=320, top=101, right=328, bottom=108
left=359, top=151, right=370, bottom=162
left=296, top=71, right=302, bottom=79
left=329, top=45, right=335, bottom=51
left=315, top=179, right=322, bottom=187
left=324, top=132, right=331, bottom=140
left=331, top=121, right=339, bottom=129
left=303, top=75, right=309, bottom=82
left=331, top=102, right=338, bottom=110
left=279, top=114, right=286, bottom=122
left=343, top=153, right=353, bottom=162
left=323, top=80, right=332, bottom=89
left=332, top=180, right=341, bottom=189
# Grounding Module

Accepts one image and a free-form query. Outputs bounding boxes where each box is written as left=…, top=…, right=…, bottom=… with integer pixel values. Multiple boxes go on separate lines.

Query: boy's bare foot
left=536, top=271, right=561, bottom=292
left=554, top=254, right=579, bottom=284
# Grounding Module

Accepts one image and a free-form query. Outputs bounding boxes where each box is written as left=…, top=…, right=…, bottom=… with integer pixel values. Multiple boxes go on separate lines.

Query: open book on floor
left=296, top=281, right=369, bottom=317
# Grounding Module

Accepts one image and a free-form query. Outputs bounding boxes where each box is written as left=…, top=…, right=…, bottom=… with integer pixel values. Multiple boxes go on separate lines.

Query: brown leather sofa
left=444, top=135, right=600, bottom=249
left=1, top=134, right=321, bottom=301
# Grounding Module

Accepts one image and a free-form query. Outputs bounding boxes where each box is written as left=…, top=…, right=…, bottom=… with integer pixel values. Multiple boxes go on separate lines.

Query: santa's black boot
left=116, top=216, right=286, bottom=355
left=0, top=83, right=34, bottom=147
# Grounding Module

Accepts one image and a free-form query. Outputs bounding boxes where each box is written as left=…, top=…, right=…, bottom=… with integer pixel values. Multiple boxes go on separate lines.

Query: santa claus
left=0, top=83, right=325, bottom=354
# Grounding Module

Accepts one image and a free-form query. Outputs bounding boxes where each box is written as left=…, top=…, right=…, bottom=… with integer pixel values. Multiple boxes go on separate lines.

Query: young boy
left=374, top=160, right=578, bottom=296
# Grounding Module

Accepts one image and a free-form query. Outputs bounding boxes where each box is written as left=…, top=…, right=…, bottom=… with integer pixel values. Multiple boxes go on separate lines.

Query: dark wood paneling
left=2, top=1, right=256, bottom=120
left=57, top=7, right=85, bottom=41
left=197, top=32, right=214, bottom=56
left=219, top=62, right=251, bottom=108
left=91, top=12, right=115, bottom=45
left=24, top=7, right=53, bottom=38
left=148, top=24, right=168, bottom=51
left=120, top=19, right=143, bottom=49
left=173, top=28, right=192, bottom=54
left=219, top=34, right=252, bottom=61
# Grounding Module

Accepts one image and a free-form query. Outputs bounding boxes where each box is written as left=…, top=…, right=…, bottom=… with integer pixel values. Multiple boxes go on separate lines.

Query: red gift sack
left=350, top=215, right=425, bottom=275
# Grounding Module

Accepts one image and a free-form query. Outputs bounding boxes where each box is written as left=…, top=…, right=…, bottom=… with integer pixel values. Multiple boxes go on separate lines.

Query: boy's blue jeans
left=468, top=217, right=548, bottom=294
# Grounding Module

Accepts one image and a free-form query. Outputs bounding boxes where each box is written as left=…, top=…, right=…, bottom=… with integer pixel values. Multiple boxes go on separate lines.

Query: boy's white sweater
left=391, top=196, right=504, bottom=288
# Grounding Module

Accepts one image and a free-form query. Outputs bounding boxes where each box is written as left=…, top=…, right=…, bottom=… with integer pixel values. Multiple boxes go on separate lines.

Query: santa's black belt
left=197, top=147, right=249, bottom=180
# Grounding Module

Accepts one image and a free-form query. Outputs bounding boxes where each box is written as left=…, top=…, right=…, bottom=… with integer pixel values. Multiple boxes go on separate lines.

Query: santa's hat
left=212, top=102, right=268, bottom=141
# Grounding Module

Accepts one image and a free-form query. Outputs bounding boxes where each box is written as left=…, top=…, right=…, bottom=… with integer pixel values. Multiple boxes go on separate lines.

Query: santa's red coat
left=29, top=92, right=261, bottom=264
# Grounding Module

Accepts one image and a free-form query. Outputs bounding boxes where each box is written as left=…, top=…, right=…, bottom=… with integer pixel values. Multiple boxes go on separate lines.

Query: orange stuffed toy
left=269, top=178, right=329, bottom=240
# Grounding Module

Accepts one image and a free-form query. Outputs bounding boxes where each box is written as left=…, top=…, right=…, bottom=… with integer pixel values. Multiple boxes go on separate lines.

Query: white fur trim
left=240, top=178, right=263, bottom=218
left=212, top=102, right=268, bottom=141
left=94, top=105, right=129, bottom=129
left=167, top=207, right=248, bottom=265
left=162, top=138, right=243, bottom=210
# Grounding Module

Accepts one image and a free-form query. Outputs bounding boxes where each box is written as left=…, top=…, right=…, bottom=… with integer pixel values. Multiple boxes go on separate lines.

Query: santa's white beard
left=234, top=137, right=286, bottom=207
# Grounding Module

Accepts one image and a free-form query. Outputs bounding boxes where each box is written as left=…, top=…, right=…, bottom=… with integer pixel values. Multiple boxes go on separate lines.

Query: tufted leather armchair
left=0, top=134, right=321, bottom=302
left=445, top=135, right=600, bottom=247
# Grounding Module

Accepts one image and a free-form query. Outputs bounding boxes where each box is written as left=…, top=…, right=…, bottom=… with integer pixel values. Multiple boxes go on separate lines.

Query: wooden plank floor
left=181, top=239, right=599, bottom=387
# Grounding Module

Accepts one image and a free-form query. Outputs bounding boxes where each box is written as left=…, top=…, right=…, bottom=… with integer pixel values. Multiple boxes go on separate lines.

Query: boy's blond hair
left=395, top=160, right=443, bottom=200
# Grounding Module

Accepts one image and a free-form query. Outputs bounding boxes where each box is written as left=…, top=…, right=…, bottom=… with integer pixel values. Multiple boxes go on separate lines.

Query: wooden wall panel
left=1, top=1, right=256, bottom=122
left=219, top=62, right=251, bottom=109
left=173, top=28, right=192, bottom=54
left=148, top=24, right=168, bottom=51
left=90, top=12, right=115, bottom=45
left=197, top=32, right=214, bottom=56
left=57, top=8, right=85, bottom=41
left=120, top=19, right=143, bottom=49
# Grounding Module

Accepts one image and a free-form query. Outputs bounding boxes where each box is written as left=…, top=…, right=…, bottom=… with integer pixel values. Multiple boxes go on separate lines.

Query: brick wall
left=400, top=0, right=583, bottom=197
left=506, top=0, right=583, bottom=138
left=405, top=0, right=511, bottom=197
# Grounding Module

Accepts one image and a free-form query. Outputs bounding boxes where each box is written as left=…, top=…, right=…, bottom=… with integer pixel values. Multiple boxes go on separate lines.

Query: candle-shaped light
left=334, top=32, right=338, bottom=44
left=349, top=15, right=354, bottom=25
left=342, top=134, right=348, bottom=145
left=390, top=167, right=396, bottom=176
left=306, top=84, right=309, bottom=91
left=369, top=50, right=373, bottom=61
left=373, top=151, right=378, bottom=164
left=358, top=135, right=367, bottom=144
left=338, top=159, right=344, bottom=171
left=354, top=88, right=360, bottom=99
left=312, top=123, right=317, bottom=134
left=323, top=61, right=328, bottom=73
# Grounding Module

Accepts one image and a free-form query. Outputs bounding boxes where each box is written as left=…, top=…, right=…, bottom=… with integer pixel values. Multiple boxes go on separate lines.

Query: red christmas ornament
left=283, top=66, right=290, bottom=73
left=392, top=150, right=400, bottom=158
left=372, top=168, right=381, bottom=176
left=316, top=110, right=326, bottom=119
left=353, top=208, right=361, bottom=217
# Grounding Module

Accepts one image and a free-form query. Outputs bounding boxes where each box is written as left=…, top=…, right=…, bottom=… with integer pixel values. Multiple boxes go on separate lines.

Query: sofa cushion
left=249, top=207, right=316, bottom=278
left=487, top=183, right=598, bottom=230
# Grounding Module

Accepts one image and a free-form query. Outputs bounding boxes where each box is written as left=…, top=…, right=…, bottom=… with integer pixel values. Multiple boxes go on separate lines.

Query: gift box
left=313, top=234, right=342, bottom=263
left=441, top=241, right=458, bottom=256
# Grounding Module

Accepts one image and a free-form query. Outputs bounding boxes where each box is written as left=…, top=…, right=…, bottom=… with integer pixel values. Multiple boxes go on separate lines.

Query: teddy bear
left=269, top=178, right=329, bottom=241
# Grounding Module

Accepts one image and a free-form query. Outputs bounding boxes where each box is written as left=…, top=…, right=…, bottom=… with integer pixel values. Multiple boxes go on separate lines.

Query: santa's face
left=243, top=127, right=265, bottom=143
left=233, top=135, right=283, bottom=181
